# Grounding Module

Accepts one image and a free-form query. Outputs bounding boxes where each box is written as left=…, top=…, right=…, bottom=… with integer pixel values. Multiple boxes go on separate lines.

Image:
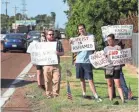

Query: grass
left=24, top=56, right=138, bottom=112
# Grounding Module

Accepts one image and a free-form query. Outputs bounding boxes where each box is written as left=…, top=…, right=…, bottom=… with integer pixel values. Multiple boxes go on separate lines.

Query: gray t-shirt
left=104, top=45, right=121, bottom=71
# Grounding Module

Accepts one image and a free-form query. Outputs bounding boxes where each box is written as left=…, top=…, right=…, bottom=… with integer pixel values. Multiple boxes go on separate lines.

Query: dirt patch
left=2, top=86, right=32, bottom=112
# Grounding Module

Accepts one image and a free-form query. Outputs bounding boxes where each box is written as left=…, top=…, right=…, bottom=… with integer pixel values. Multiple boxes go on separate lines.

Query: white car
left=60, top=32, right=66, bottom=39
left=0, top=34, right=6, bottom=42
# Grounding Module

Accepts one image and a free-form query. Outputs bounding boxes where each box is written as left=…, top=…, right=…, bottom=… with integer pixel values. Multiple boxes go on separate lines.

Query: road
left=1, top=43, right=31, bottom=95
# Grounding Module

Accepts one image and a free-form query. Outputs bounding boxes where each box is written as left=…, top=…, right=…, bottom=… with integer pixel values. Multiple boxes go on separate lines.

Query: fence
left=131, top=33, right=138, bottom=68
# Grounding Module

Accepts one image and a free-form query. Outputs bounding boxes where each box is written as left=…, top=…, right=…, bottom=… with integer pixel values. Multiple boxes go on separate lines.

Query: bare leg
left=114, top=79, right=124, bottom=102
left=106, top=79, right=113, bottom=101
left=80, top=78, right=86, bottom=95
left=36, top=70, right=42, bottom=85
left=88, top=80, right=97, bottom=95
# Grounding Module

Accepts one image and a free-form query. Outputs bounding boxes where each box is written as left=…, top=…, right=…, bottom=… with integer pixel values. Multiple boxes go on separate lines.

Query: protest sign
left=109, top=48, right=132, bottom=65
left=101, top=25, right=133, bottom=40
left=70, top=35, right=95, bottom=52
left=89, top=50, right=110, bottom=68
left=27, top=42, right=58, bottom=65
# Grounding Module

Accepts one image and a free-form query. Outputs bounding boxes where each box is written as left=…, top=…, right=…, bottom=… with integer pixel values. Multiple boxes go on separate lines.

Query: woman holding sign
left=71, top=24, right=102, bottom=102
left=104, top=34, right=125, bottom=103
left=36, top=32, right=46, bottom=90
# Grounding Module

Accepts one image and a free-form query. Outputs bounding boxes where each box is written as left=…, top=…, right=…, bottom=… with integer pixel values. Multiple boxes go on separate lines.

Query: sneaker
left=95, top=97, right=102, bottom=102
left=82, top=95, right=87, bottom=99
left=46, top=95, right=52, bottom=99
left=53, top=94, right=59, bottom=98
left=122, top=100, right=127, bottom=104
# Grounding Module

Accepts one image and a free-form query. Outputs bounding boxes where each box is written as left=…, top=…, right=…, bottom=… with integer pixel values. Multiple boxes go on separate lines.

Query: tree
left=16, top=13, right=22, bottom=20
left=1, top=14, right=9, bottom=29
left=64, top=0, right=138, bottom=50
left=51, top=12, right=56, bottom=27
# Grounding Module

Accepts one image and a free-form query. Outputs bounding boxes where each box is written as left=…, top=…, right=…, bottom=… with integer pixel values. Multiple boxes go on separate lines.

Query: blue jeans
left=120, top=71, right=129, bottom=99
left=113, top=70, right=129, bottom=99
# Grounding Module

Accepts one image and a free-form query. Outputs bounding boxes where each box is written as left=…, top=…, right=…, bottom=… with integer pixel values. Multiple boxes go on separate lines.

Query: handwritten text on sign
left=70, top=35, right=95, bottom=52
left=89, top=50, right=110, bottom=68
left=109, top=48, right=132, bottom=65
left=28, top=42, right=58, bottom=65
left=101, top=25, right=133, bottom=40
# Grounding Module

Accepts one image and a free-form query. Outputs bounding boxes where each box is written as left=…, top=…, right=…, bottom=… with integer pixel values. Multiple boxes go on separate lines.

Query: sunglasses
left=48, top=34, right=54, bottom=36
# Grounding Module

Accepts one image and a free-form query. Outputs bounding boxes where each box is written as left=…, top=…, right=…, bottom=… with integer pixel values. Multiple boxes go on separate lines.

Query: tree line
left=64, top=0, right=138, bottom=49
left=1, top=12, right=56, bottom=31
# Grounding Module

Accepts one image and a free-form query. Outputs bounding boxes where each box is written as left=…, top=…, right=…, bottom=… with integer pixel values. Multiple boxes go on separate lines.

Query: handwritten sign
left=89, top=50, right=110, bottom=68
left=101, top=25, right=133, bottom=40
left=27, top=42, right=58, bottom=65
left=70, top=35, right=95, bottom=52
left=109, top=48, right=132, bottom=65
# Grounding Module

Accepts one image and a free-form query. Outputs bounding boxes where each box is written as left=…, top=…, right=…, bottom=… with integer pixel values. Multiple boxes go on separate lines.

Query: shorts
left=36, top=65, right=43, bottom=70
left=105, top=70, right=120, bottom=79
left=75, top=63, right=93, bottom=80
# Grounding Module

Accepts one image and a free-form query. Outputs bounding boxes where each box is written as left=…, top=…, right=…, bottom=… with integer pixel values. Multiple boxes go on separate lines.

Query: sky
left=1, top=0, right=69, bottom=28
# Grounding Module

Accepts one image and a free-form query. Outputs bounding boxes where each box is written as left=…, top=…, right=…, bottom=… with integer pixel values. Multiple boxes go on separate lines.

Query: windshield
left=28, top=31, right=40, bottom=36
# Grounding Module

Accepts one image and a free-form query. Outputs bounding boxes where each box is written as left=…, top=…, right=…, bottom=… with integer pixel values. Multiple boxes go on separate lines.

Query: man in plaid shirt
left=43, top=29, right=64, bottom=98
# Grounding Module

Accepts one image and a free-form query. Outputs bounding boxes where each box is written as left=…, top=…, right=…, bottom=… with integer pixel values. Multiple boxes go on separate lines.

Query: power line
left=13, top=6, right=18, bottom=32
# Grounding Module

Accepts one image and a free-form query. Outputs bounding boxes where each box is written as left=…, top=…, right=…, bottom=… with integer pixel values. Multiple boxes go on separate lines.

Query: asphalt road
left=1, top=43, right=30, bottom=95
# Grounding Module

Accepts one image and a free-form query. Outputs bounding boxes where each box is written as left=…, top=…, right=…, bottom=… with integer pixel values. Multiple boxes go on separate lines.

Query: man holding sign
left=28, top=29, right=64, bottom=98
left=70, top=24, right=102, bottom=102
left=43, top=29, right=64, bottom=98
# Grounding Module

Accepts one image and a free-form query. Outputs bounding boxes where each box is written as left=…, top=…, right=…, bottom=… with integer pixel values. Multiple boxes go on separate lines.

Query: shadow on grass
left=75, top=95, right=95, bottom=100
left=1, top=78, right=36, bottom=88
left=95, top=82, right=107, bottom=85
left=102, top=95, right=138, bottom=100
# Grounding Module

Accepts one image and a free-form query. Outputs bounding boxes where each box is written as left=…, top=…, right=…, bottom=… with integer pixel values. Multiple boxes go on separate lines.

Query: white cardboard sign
left=70, top=35, right=95, bottom=52
left=109, top=48, right=132, bottom=65
left=27, top=42, right=58, bottom=65
left=89, top=50, right=110, bottom=68
left=101, top=25, right=133, bottom=40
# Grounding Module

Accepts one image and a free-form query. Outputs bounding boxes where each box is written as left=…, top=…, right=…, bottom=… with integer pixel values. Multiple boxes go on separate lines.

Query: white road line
left=0, top=62, right=33, bottom=108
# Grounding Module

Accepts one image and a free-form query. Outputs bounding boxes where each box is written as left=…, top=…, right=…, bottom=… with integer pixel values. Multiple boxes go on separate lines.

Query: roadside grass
left=25, top=57, right=138, bottom=112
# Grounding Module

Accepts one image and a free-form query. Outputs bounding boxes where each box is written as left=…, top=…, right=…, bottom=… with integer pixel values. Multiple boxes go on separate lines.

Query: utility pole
left=21, top=0, right=27, bottom=21
left=2, top=0, right=10, bottom=30
left=13, top=6, right=18, bottom=33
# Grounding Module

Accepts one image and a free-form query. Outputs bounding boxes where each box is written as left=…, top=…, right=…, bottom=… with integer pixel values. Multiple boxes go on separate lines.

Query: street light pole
left=13, top=6, right=18, bottom=33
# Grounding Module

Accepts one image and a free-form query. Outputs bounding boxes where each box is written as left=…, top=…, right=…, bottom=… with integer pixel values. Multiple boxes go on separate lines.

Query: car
left=0, top=30, right=8, bottom=42
left=26, top=31, right=41, bottom=47
left=60, top=32, right=66, bottom=39
left=3, top=33, right=27, bottom=53
left=27, top=31, right=41, bottom=39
